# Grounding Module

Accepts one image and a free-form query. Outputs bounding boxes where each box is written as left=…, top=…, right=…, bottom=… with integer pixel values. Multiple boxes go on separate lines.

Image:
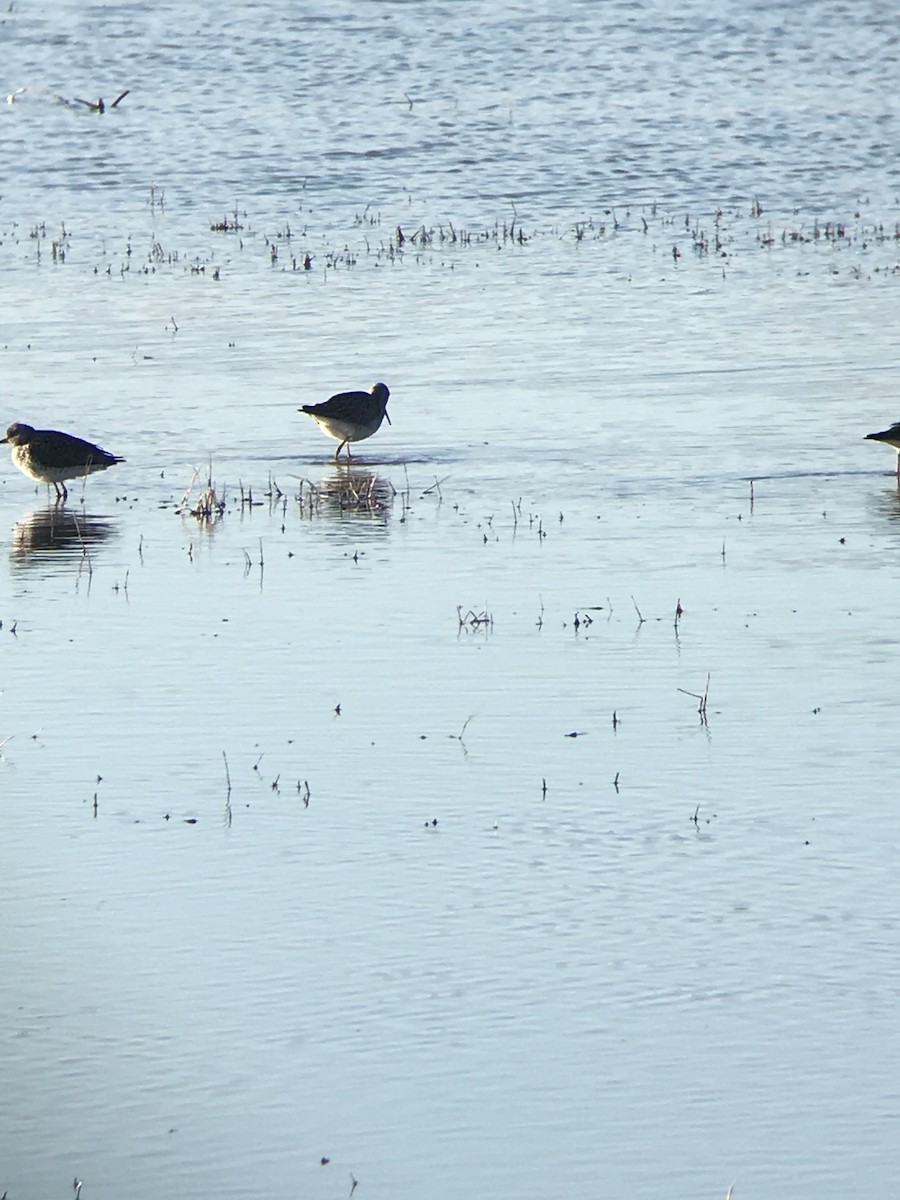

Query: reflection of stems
left=72, top=513, right=94, bottom=579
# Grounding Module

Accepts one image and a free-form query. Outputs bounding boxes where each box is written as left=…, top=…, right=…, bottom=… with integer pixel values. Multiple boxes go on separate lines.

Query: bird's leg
left=334, top=440, right=348, bottom=462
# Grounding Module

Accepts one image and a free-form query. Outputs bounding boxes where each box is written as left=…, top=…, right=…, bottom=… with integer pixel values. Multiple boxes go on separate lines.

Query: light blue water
left=3, top=3, right=900, bottom=1199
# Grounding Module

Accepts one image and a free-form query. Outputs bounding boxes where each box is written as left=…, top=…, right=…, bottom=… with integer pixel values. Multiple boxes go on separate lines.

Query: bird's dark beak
left=384, top=409, right=391, bottom=426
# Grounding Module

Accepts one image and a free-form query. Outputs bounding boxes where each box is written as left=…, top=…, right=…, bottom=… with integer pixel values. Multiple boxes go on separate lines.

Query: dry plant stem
left=457, top=605, right=493, bottom=629
left=422, top=473, right=450, bottom=499
left=677, top=673, right=711, bottom=721
left=178, top=466, right=202, bottom=511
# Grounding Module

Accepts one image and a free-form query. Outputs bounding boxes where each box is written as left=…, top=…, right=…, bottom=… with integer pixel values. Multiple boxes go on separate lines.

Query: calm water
left=3, top=3, right=900, bottom=1199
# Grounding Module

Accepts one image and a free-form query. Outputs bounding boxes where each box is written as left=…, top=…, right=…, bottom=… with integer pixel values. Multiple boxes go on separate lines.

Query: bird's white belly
left=310, top=415, right=377, bottom=443
left=13, top=446, right=91, bottom=484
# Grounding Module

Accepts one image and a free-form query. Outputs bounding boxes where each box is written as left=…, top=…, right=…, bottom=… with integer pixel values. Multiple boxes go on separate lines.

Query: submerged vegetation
left=7, top=191, right=900, bottom=283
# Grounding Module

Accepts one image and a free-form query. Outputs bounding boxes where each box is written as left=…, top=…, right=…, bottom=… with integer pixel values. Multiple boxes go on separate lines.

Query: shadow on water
left=869, top=485, right=900, bottom=530
left=9, top=506, right=119, bottom=569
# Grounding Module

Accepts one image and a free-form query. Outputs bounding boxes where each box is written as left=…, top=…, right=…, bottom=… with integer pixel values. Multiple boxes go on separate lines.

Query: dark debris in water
left=12, top=195, right=900, bottom=283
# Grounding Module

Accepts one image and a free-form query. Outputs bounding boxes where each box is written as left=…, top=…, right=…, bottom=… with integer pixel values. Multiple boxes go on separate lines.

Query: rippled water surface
left=3, top=3, right=900, bottom=1199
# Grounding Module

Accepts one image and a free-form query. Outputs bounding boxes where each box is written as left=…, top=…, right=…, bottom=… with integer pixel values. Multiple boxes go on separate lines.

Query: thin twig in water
left=422, top=473, right=449, bottom=500
left=450, top=715, right=474, bottom=756
left=677, top=673, right=711, bottom=723
left=457, top=605, right=493, bottom=631
left=72, top=513, right=94, bottom=581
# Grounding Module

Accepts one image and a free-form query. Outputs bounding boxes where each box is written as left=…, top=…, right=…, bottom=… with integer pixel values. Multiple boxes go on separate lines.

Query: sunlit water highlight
left=3, top=3, right=900, bottom=1199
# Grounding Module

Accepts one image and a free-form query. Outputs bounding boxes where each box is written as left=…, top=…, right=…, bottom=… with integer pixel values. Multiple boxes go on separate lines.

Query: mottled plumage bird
left=865, top=421, right=900, bottom=479
left=1, top=422, right=124, bottom=500
left=300, top=382, right=390, bottom=460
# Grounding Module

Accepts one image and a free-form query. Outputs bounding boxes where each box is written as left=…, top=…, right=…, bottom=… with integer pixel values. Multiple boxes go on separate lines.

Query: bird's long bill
left=0, top=437, right=7, bottom=444
left=384, top=410, right=391, bottom=425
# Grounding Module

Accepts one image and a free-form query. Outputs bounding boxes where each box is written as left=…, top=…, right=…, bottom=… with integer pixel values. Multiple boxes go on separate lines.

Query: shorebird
left=865, top=422, right=900, bottom=479
left=300, top=382, right=391, bottom=460
left=1, top=422, right=124, bottom=500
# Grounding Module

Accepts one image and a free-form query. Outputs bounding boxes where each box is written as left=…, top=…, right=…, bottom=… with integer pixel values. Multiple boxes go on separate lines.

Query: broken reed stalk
left=457, top=605, right=493, bottom=630
left=677, top=673, right=711, bottom=721
left=451, top=715, right=473, bottom=757
left=178, top=466, right=201, bottom=511
left=422, top=473, right=449, bottom=500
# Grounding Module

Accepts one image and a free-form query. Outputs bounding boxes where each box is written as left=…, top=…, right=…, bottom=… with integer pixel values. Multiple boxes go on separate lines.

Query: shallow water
left=3, top=3, right=900, bottom=1199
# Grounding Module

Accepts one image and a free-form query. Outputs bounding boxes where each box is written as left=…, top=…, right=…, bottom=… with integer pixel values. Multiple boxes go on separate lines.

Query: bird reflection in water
left=296, top=466, right=395, bottom=527
left=10, top=506, right=118, bottom=569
